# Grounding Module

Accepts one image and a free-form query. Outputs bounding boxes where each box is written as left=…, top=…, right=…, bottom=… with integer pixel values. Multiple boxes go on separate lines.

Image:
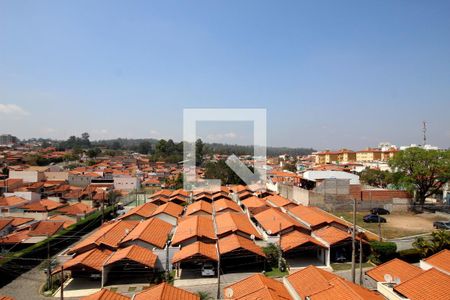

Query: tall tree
left=195, top=138, right=205, bottom=166
left=389, top=148, right=450, bottom=209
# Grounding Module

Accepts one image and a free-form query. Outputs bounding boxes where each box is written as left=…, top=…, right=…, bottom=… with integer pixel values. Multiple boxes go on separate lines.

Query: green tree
left=389, top=148, right=450, bottom=209
left=282, top=161, right=297, bottom=173
left=360, top=168, right=390, bottom=188
left=87, top=148, right=101, bottom=159
left=413, top=230, right=449, bottom=257
left=195, top=138, right=205, bottom=166
left=197, top=291, right=213, bottom=300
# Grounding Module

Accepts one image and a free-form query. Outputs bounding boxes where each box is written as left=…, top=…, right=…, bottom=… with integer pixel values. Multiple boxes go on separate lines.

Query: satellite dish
left=267, top=230, right=272, bottom=235
left=225, top=288, right=234, bottom=298
left=393, top=277, right=401, bottom=285
left=384, top=274, right=393, bottom=283
left=250, top=234, right=255, bottom=240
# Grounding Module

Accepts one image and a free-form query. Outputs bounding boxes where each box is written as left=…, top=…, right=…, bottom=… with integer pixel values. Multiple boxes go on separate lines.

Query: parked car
left=363, top=214, right=387, bottom=223
left=370, top=207, right=390, bottom=215
left=433, top=221, right=450, bottom=230
left=201, top=263, right=215, bottom=277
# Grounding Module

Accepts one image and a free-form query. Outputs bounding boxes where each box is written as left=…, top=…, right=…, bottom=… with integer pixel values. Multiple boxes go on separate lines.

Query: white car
left=201, top=263, right=215, bottom=277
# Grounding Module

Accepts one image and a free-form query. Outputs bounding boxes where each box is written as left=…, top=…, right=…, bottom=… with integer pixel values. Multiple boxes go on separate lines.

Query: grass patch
left=128, top=287, right=137, bottom=292
left=264, top=267, right=288, bottom=278
left=109, top=287, right=118, bottom=292
left=331, top=262, right=373, bottom=271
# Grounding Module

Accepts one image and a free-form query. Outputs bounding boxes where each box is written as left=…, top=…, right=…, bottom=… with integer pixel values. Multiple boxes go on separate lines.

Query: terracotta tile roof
left=80, top=288, right=130, bottom=300
left=0, top=296, right=15, bottom=300
left=118, top=202, right=158, bottom=220
left=29, top=220, right=64, bottom=236
left=8, top=217, right=34, bottom=227
left=394, top=268, right=450, bottom=300
left=254, top=207, right=307, bottom=234
left=0, top=229, right=30, bottom=244
left=287, top=265, right=337, bottom=298
left=312, top=226, right=352, bottom=246
left=185, top=201, right=212, bottom=216
left=288, top=265, right=381, bottom=299
left=69, top=220, right=138, bottom=254
left=105, top=245, right=157, bottom=269
left=215, top=212, right=262, bottom=239
left=366, top=258, right=423, bottom=283
left=0, top=219, right=13, bottom=231
left=264, top=195, right=292, bottom=207
left=213, top=199, right=242, bottom=213
left=288, top=205, right=333, bottom=227
left=20, top=199, right=65, bottom=212
left=170, top=189, right=190, bottom=198
left=121, top=218, right=172, bottom=249
left=48, top=215, right=76, bottom=229
left=281, top=230, right=325, bottom=252
left=151, top=202, right=183, bottom=218
left=241, top=196, right=267, bottom=208
left=134, top=282, right=200, bottom=300
left=149, top=189, right=172, bottom=199
left=224, top=273, right=292, bottom=300
left=172, top=215, right=215, bottom=246
left=172, top=241, right=218, bottom=264
left=309, top=276, right=383, bottom=300
left=423, top=249, right=450, bottom=274
left=0, top=196, right=28, bottom=207
left=63, top=248, right=112, bottom=272
left=58, top=202, right=96, bottom=216
left=218, top=234, right=265, bottom=257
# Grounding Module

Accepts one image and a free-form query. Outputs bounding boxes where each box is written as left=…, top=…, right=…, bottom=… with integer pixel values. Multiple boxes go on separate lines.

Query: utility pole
left=165, top=237, right=170, bottom=281
left=351, top=197, right=356, bottom=283
left=359, top=235, right=363, bottom=285
left=378, top=215, right=382, bottom=242
left=423, top=121, right=427, bottom=146
left=47, top=235, right=51, bottom=291
left=212, top=206, right=221, bottom=300
left=60, top=266, right=64, bottom=300
left=278, top=222, right=283, bottom=270
left=101, top=200, right=105, bottom=225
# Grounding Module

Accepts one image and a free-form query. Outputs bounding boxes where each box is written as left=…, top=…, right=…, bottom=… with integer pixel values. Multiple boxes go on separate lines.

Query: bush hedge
left=397, top=248, right=423, bottom=263
left=369, top=241, right=397, bottom=264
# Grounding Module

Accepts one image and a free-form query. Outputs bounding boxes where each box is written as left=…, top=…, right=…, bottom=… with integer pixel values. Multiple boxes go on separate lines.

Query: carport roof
left=80, top=288, right=130, bottom=300
left=254, top=207, right=307, bottom=234
left=68, top=220, right=139, bottom=254
left=134, top=282, right=199, bottom=300
left=280, top=230, right=325, bottom=252
left=218, top=234, right=265, bottom=257
left=63, top=248, right=112, bottom=272
left=172, top=241, right=218, bottom=264
left=312, top=226, right=352, bottom=246
left=104, top=245, right=157, bottom=269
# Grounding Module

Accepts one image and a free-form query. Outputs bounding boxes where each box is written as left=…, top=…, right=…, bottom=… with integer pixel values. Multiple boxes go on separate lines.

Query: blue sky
left=0, top=0, right=449, bottom=150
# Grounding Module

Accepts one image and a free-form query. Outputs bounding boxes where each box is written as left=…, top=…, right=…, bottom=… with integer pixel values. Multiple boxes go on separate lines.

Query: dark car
left=370, top=207, right=390, bottom=215
left=363, top=214, right=387, bottom=223
left=433, top=221, right=450, bottom=230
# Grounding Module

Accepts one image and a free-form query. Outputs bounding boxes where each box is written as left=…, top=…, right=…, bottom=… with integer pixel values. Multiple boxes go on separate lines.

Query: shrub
left=369, top=241, right=397, bottom=264
left=398, top=248, right=422, bottom=263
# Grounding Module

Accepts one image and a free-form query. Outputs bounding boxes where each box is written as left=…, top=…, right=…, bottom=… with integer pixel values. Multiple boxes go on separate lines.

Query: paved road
left=388, top=232, right=432, bottom=251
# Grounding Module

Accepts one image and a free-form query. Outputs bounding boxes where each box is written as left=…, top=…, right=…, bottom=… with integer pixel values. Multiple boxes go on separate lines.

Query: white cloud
left=0, top=104, right=29, bottom=116
left=205, top=132, right=239, bottom=142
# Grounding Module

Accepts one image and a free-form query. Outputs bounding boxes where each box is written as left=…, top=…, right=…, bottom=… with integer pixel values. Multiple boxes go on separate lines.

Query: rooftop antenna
left=422, top=121, right=427, bottom=146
